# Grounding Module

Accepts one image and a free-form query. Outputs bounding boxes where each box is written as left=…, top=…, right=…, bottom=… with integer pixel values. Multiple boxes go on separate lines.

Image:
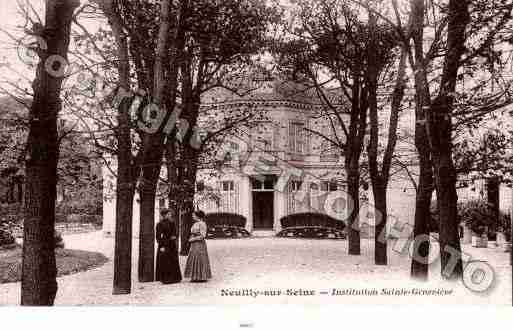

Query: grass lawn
left=0, top=247, right=108, bottom=284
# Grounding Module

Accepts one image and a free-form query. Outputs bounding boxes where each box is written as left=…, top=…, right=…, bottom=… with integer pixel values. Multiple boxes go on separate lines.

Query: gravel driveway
left=0, top=231, right=510, bottom=305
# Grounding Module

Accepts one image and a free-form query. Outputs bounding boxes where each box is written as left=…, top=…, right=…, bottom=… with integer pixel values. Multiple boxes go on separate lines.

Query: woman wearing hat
left=184, top=210, right=212, bottom=282
left=156, top=208, right=182, bottom=284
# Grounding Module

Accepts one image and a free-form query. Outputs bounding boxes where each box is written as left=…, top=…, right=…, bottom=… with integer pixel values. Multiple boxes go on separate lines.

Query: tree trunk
left=21, top=0, right=79, bottom=306
left=432, top=147, right=462, bottom=279
left=409, top=0, right=434, bottom=280
left=98, top=0, right=137, bottom=295
left=112, top=158, right=135, bottom=295
left=346, top=162, right=361, bottom=255
left=179, top=197, right=195, bottom=256
left=165, top=138, right=182, bottom=247
left=136, top=0, right=185, bottom=280
left=373, top=185, right=388, bottom=265
left=113, top=94, right=136, bottom=294
left=427, top=0, right=470, bottom=280
left=179, top=146, right=199, bottom=256
left=410, top=156, right=433, bottom=279
left=137, top=135, right=165, bottom=282
left=486, top=176, right=500, bottom=235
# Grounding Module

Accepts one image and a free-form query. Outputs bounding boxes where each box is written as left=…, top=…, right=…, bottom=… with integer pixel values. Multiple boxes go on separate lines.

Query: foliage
left=0, top=228, right=16, bottom=246
left=205, top=212, right=247, bottom=228
left=0, top=96, right=103, bottom=215
left=204, top=212, right=249, bottom=238
left=0, top=248, right=108, bottom=284
left=431, top=199, right=510, bottom=237
left=56, top=194, right=102, bottom=216
left=458, top=200, right=495, bottom=235
left=280, top=212, right=346, bottom=231
left=0, top=97, right=28, bottom=177
left=498, top=212, right=511, bottom=242
left=277, top=212, right=346, bottom=239
left=55, top=231, right=65, bottom=249
left=454, top=125, right=513, bottom=182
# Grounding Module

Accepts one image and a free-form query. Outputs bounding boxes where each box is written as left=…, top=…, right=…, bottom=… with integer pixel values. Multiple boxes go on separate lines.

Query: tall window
left=252, top=122, right=274, bottom=151
left=321, top=180, right=338, bottom=192
left=290, top=180, right=303, bottom=192
left=222, top=180, right=235, bottom=191
left=320, top=139, right=338, bottom=162
left=196, top=181, right=205, bottom=192
left=251, top=175, right=276, bottom=190
left=289, top=121, right=306, bottom=154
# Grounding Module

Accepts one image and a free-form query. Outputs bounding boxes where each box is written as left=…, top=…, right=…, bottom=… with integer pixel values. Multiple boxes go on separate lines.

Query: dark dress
left=156, top=220, right=182, bottom=284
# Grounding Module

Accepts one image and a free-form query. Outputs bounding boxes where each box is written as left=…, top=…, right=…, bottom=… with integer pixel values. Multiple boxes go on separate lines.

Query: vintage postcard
left=0, top=0, right=512, bottom=311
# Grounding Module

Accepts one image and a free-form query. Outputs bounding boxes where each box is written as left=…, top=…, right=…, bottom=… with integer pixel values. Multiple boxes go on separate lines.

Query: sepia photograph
left=0, top=0, right=512, bottom=317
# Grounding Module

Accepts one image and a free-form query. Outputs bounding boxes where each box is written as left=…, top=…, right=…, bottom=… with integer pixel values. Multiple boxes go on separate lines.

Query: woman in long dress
left=156, top=209, right=182, bottom=284
left=184, top=210, right=212, bottom=282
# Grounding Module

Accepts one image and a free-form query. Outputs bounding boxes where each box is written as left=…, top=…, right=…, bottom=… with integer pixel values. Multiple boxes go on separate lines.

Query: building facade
left=101, top=80, right=513, bottom=237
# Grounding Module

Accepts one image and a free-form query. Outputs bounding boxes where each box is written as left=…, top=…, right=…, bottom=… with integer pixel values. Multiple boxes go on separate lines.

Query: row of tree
left=276, top=0, right=513, bottom=279
left=6, top=0, right=513, bottom=304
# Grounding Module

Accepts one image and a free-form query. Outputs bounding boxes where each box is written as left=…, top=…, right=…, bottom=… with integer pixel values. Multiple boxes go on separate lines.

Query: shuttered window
left=289, top=121, right=305, bottom=154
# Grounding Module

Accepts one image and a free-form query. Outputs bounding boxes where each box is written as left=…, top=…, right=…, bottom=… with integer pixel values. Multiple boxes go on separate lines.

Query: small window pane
left=222, top=181, right=234, bottom=191
left=291, top=180, right=303, bottom=191
left=251, top=177, right=263, bottom=190
left=264, top=177, right=275, bottom=190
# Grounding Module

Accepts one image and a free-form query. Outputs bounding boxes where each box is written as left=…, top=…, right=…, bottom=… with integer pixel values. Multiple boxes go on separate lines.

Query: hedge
left=0, top=229, right=15, bottom=246
left=430, top=199, right=510, bottom=239
left=205, top=212, right=247, bottom=228
left=280, top=212, right=346, bottom=231
left=277, top=212, right=346, bottom=239
left=204, top=213, right=249, bottom=239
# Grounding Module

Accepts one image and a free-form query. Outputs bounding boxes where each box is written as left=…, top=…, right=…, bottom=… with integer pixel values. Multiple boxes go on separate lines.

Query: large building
left=102, top=79, right=513, bottom=237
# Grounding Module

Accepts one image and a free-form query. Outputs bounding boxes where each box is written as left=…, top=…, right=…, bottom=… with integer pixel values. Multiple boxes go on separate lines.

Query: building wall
left=101, top=96, right=513, bottom=239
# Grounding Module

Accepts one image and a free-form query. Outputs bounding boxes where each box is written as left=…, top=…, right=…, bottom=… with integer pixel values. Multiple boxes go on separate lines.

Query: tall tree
left=365, top=4, right=407, bottom=265
left=426, top=0, right=471, bottom=279
left=96, top=0, right=137, bottom=294
left=408, top=0, right=435, bottom=280
left=168, top=0, right=275, bottom=255
left=21, top=0, right=80, bottom=306
left=135, top=0, right=185, bottom=283
left=278, top=0, right=391, bottom=255
left=404, top=0, right=513, bottom=279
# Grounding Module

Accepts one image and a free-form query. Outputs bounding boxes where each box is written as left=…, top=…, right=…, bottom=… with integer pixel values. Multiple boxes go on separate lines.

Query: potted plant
left=471, top=223, right=488, bottom=248
left=55, top=230, right=65, bottom=249
left=497, top=213, right=511, bottom=252
left=458, top=200, right=493, bottom=248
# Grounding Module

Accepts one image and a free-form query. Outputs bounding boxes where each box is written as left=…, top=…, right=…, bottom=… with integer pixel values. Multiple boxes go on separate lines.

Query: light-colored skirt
left=184, top=240, right=212, bottom=281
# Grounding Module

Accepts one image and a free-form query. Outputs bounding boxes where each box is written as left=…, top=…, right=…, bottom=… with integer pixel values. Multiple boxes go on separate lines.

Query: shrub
left=0, top=228, right=15, bottom=246
left=431, top=199, right=508, bottom=238
left=280, top=212, right=346, bottom=231
left=55, top=195, right=102, bottom=216
left=0, top=216, right=21, bottom=240
left=204, top=213, right=249, bottom=239
left=55, top=231, right=65, bottom=249
left=57, top=213, right=102, bottom=225
left=205, top=212, right=247, bottom=228
left=498, top=213, right=511, bottom=242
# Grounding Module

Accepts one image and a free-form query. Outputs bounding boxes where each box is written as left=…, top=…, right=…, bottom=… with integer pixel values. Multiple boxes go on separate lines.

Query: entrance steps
left=251, top=230, right=276, bottom=238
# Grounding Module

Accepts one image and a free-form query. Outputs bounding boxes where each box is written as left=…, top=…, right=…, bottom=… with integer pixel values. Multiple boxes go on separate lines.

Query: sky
left=0, top=0, right=104, bottom=94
